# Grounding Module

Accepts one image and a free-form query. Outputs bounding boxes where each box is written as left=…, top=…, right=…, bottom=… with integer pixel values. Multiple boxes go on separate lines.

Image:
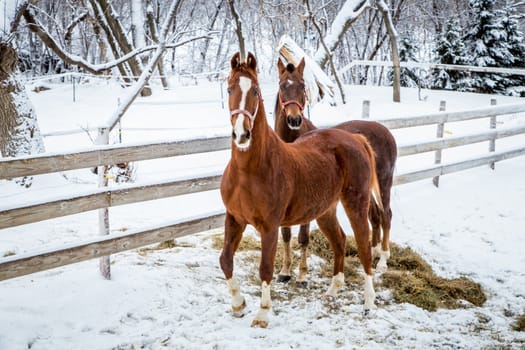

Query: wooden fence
left=1, top=102, right=525, bottom=281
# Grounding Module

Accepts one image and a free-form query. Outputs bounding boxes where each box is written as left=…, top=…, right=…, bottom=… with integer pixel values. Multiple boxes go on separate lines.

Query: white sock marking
left=325, top=272, right=345, bottom=297
left=226, top=278, right=245, bottom=309
left=363, top=274, right=376, bottom=310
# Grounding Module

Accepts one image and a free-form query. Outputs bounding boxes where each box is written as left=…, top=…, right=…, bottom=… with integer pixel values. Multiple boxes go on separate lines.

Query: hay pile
left=514, top=313, right=525, bottom=332
left=211, top=229, right=487, bottom=312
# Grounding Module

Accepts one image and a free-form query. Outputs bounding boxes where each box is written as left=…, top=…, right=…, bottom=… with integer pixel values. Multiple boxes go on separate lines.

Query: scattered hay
left=3, top=251, right=16, bottom=258
left=381, top=271, right=486, bottom=311
left=209, top=229, right=487, bottom=312
left=137, top=239, right=193, bottom=255
left=513, top=313, right=525, bottom=332
left=306, top=229, right=486, bottom=311
left=211, top=233, right=261, bottom=251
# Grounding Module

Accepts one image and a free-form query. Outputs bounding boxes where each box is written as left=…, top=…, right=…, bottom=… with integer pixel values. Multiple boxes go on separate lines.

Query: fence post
left=433, top=100, right=446, bottom=187
left=362, top=100, right=370, bottom=119
left=96, top=127, right=111, bottom=280
left=489, top=98, right=497, bottom=170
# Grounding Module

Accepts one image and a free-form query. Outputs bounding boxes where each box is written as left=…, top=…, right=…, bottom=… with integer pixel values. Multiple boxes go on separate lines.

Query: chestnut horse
left=274, top=59, right=397, bottom=285
left=220, top=52, right=382, bottom=328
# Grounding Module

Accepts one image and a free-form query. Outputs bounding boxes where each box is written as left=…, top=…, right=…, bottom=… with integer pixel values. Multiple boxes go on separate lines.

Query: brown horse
left=274, top=59, right=397, bottom=285
left=220, top=52, right=382, bottom=328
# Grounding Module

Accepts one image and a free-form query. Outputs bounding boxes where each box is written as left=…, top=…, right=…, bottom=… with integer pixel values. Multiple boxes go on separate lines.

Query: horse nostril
left=232, top=131, right=237, bottom=139
left=287, top=115, right=302, bottom=127
left=245, top=130, right=250, bottom=139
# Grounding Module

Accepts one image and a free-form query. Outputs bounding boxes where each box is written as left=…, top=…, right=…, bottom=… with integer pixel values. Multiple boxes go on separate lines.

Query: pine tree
left=500, top=5, right=525, bottom=95
left=463, top=0, right=514, bottom=94
left=388, top=32, right=420, bottom=88
left=432, top=18, right=469, bottom=90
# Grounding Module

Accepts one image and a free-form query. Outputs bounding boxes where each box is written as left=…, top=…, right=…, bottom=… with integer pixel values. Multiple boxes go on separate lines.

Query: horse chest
left=221, top=169, right=283, bottom=223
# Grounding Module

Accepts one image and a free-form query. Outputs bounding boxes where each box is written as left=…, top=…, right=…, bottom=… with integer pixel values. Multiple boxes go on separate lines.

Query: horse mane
left=286, top=63, right=295, bottom=73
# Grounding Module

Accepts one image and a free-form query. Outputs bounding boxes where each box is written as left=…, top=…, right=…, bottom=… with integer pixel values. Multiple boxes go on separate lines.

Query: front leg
left=277, top=226, right=292, bottom=283
left=220, top=213, right=247, bottom=317
left=251, top=227, right=279, bottom=328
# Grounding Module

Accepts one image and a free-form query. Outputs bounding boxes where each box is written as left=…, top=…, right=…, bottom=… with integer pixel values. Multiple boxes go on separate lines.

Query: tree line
left=1, top=0, right=524, bottom=187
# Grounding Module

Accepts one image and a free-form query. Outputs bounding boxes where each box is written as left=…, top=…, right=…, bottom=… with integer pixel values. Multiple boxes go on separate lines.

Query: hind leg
left=376, top=187, right=393, bottom=272
left=369, top=200, right=382, bottom=258
left=296, top=223, right=310, bottom=287
left=315, top=206, right=346, bottom=299
left=220, top=213, right=247, bottom=317
left=376, top=204, right=392, bottom=273
left=341, top=194, right=376, bottom=313
left=277, top=226, right=293, bottom=283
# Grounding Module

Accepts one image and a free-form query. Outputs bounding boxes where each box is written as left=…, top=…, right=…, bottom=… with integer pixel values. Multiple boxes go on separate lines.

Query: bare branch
left=227, top=0, right=246, bottom=61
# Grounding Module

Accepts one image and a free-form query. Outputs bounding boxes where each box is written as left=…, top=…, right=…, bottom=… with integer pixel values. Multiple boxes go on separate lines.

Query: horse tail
left=361, top=136, right=383, bottom=212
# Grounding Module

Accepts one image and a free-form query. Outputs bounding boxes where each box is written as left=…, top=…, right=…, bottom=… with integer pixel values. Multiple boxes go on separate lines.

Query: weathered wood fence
left=1, top=102, right=525, bottom=281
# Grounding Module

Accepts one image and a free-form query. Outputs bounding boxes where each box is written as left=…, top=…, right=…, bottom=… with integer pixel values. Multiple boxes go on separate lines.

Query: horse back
left=334, top=120, right=397, bottom=177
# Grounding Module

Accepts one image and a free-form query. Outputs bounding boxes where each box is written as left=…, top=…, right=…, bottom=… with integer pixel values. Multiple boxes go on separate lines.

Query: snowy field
left=1, top=76, right=525, bottom=349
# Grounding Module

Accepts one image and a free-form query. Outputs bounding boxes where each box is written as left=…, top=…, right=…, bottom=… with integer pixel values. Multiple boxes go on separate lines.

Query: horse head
left=276, top=58, right=307, bottom=130
left=227, top=52, right=261, bottom=151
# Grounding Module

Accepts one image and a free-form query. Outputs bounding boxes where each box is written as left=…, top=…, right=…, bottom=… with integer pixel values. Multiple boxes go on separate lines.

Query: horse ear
left=297, top=58, right=306, bottom=76
left=230, top=52, right=241, bottom=69
left=277, top=59, right=286, bottom=75
left=246, top=52, right=257, bottom=72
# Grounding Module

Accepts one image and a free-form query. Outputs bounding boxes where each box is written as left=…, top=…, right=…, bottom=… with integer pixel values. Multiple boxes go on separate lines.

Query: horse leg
left=219, top=213, right=247, bottom=317
left=377, top=194, right=393, bottom=273
left=277, top=226, right=292, bottom=283
left=296, top=223, right=310, bottom=287
left=315, top=206, right=346, bottom=300
left=341, top=195, right=376, bottom=314
left=251, top=227, right=279, bottom=328
left=369, top=200, right=382, bottom=258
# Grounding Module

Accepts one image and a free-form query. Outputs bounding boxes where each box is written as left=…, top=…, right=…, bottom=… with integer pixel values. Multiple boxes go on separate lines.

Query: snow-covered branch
left=105, top=0, right=189, bottom=131
left=23, top=7, right=214, bottom=75
left=313, top=0, right=371, bottom=68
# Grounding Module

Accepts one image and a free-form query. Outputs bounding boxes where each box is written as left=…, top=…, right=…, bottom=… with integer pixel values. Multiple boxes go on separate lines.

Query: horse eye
left=253, top=88, right=258, bottom=96
left=227, top=87, right=233, bottom=95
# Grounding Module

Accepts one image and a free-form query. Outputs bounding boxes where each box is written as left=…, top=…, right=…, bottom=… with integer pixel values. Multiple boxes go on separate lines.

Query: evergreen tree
left=432, top=18, right=469, bottom=90
left=388, top=32, right=420, bottom=88
left=500, top=5, right=525, bottom=95
left=463, top=0, right=514, bottom=94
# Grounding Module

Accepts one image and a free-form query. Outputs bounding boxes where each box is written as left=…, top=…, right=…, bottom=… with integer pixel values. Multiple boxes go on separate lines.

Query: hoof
left=232, top=299, right=246, bottom=318
left=322, top=294, right=336, bottom=302
left=363, top=307, right=376, bottom=318
left=277, top=274, right=291, bottom=283
left=251, top=319, right=268, bottom=328
left=295, top=280, right=308, bottom=288
left=376, top=264, right=388, bottom=274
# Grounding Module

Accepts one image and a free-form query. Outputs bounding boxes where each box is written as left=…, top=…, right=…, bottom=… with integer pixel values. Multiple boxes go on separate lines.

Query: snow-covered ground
left=1, top=76, right=525, bottom=349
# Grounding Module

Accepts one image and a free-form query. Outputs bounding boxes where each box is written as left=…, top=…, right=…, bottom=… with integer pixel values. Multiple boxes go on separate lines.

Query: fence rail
left=1, top=102, right=525, bottom=282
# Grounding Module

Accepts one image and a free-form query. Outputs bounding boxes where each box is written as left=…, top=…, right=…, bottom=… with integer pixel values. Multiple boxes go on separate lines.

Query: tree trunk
left=227, top=0, right=246, bottom=61
left=146, top=5, right=169, bottom=89
left=376, top=0, right=401, bottom=102
left=0, top=42, right=45, bottom=187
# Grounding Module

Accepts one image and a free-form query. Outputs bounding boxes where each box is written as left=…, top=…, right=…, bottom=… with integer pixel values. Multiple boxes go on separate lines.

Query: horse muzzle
left=286, top=114, right=302, bottom=130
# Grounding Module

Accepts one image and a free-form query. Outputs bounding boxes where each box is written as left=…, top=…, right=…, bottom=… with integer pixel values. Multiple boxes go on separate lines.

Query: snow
left=1, top=75, right=525, bottom=349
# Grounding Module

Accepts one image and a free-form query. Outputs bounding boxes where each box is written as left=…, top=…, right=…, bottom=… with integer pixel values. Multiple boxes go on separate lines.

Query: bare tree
left=228, top=0, right=246, bottom=61
left=305, top=0, right=347, bottom=103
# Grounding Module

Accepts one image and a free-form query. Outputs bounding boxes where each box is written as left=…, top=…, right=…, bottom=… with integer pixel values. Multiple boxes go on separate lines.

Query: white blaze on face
left=232, top=76, right=253, bottom=150
left=287, top=79, right=294, bottom=86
